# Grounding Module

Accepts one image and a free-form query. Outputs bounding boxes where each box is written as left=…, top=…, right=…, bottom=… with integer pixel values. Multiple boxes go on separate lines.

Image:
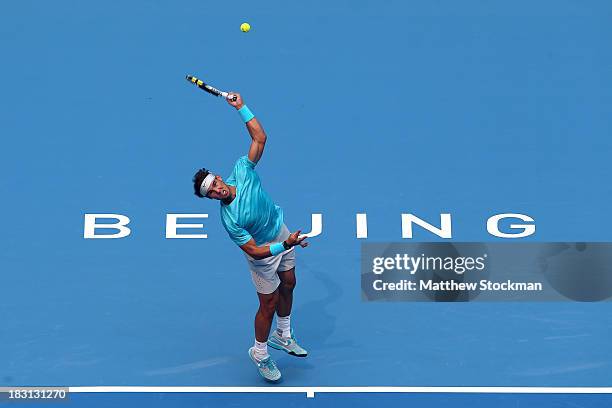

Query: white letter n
left=401, top=213, right=452, bottom=239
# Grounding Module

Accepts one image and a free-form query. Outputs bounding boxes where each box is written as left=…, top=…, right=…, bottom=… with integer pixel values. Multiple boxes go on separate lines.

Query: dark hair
left=193, top=168, right=210, bottom=198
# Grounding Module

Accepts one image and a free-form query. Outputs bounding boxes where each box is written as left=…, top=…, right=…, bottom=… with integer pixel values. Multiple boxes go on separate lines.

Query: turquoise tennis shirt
left=220, top=156, right=284, bottom=246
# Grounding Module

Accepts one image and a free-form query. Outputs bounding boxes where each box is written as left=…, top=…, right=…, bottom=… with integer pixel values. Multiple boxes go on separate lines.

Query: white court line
left=69, top=386, right=612, bottom=398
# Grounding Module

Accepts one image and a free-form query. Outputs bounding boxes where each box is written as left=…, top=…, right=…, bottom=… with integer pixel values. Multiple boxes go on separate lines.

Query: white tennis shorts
left=244, top=224, right=296, bottom=294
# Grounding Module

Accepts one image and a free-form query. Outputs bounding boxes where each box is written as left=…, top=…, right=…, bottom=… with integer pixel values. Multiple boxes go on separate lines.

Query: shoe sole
left=267, top=341, right=308, bottom=357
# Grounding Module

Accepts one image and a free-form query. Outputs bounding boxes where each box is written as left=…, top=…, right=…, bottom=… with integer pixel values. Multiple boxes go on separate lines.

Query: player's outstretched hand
left=286, top=230, right=309, bottom=248
left=226, top=92, right=244, bottom=109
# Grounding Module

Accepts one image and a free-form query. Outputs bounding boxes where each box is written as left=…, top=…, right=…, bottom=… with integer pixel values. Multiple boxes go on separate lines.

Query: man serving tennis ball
left=192, top=93, right=309, bottom=382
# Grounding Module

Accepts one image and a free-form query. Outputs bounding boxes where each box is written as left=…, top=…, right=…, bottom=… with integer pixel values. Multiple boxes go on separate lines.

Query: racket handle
left=223, top=92, right=238, bottom=102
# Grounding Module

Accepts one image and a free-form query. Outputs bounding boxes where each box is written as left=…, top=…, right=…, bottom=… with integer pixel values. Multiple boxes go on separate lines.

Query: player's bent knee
left=278, top=268, right=296, bottom=289
left=258, top=291, right=279, bottom=315
left=259, top=302, right=277, bottom=317
left=282, top=277, right=296, bottom=291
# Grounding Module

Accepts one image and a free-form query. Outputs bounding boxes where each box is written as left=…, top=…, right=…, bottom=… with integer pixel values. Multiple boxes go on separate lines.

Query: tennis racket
left=185, top=75, right=237, bottom=102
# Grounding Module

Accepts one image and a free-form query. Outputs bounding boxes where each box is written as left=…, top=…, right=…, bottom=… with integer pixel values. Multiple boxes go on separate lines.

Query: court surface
left=1, top=0, right=612, bottom=391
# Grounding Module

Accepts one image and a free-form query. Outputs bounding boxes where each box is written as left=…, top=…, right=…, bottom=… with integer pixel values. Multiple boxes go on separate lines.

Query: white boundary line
left=69, top=387, right=612, bottom=399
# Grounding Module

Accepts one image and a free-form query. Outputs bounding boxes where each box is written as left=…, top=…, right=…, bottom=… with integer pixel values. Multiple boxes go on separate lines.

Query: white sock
left=253, top=339, right=269, bottom=361
left=277, top=314, right=291, bottom=338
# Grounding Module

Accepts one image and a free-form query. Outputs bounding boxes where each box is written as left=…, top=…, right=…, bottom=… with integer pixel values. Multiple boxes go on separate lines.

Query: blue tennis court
left=1, top=0, right=611, bottom=402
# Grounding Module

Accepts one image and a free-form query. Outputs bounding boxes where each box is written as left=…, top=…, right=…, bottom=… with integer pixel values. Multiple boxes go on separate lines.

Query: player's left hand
left=286, top=230, right=309, bottom=248
left=226, top=92, right=244, bottom=109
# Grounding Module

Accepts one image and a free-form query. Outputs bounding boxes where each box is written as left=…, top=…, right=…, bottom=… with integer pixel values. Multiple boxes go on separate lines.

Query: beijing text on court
left=83, top=213, right=535, bottom=239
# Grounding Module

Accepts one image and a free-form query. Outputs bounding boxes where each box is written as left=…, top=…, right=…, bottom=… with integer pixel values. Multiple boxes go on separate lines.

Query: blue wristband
left=270, top=242, right=285, bottom=256
left=238, top=105, right=255, bottom=123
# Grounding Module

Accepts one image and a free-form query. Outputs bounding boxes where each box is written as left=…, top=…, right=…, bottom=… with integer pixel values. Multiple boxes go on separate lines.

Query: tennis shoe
left=248, top=347, right=282, bottom=383
left=267, top=329, right=308, bottom=357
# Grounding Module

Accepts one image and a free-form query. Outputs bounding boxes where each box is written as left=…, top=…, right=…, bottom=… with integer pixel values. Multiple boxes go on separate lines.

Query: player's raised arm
left=227, top=92, right=266, bottom=164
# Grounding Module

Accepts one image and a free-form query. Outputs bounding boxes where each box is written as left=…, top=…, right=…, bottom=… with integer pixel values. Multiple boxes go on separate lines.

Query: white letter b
left=83, top=214, right=131, bottom=239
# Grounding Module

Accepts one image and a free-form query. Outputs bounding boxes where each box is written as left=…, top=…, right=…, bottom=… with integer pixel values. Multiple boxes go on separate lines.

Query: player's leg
left=248, top=289, right=282, bottom=382
left=245, top=255, right=284, bottom=382
left=276, top=267, right=296, bottom=318
left=268, top=261, right=308, bottom=357
left=275, top=244, right=297, bottom=321
left=246, top=254, right=282, bottom=347
left=255, top=289, right=279, bottom=344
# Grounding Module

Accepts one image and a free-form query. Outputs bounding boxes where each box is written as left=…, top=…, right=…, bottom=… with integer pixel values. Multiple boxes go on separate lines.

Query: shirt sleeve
left=232, top=156, right=256, bottom=183
left=221, top=212, right=253, bottom=246
left=241, top=155, right=256, bottom=169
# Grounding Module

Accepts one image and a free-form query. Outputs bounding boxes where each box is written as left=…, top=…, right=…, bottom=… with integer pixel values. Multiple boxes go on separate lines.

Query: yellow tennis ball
left=240, top=22, right=251, bottom=32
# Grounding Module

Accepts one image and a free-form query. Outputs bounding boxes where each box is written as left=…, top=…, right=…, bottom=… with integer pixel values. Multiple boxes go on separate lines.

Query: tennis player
left=192, top=93, right=308, bottom=382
